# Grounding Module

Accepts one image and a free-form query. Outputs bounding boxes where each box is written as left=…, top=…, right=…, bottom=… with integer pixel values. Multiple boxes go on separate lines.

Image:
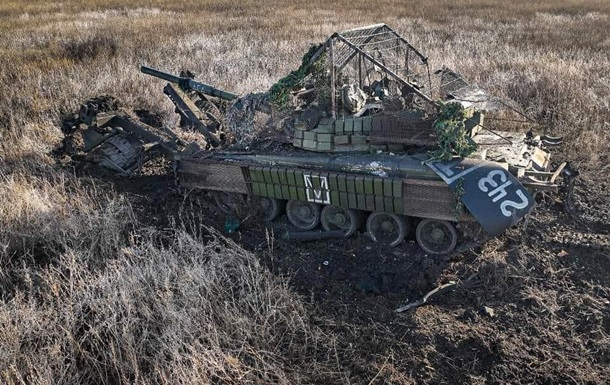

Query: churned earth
left=70, top=139, right=610, bottom=384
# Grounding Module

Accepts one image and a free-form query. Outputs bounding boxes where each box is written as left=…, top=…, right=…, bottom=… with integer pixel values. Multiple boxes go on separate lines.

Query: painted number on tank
left=304, top=174, right=331, bottom=204
left=478, top=170, right=529, bottom=217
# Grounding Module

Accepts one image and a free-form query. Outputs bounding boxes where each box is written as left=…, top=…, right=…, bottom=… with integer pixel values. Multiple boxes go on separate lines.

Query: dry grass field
left=1, top=0, right=609, bottom=384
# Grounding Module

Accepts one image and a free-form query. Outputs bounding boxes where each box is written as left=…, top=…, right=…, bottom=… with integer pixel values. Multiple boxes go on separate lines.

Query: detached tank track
left=567, top=178, right=610, bottom=234
left=96, top=134, right=143, bottom=172
left=543, top=175, right=610, bottom=251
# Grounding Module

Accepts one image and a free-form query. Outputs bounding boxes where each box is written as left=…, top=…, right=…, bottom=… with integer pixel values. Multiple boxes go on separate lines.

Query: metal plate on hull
left=427, top=158, right=535, bottom=236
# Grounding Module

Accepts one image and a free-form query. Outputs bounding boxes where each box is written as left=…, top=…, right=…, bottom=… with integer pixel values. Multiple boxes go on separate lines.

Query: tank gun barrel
left=141, top=66, right=238, bottom=101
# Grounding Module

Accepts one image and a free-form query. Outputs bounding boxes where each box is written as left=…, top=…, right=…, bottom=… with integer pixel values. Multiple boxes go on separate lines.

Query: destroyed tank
left=137, top=24, right=576, bottom=254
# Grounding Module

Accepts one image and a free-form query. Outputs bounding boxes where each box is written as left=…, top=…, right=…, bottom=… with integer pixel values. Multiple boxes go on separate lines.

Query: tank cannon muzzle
left=140, top=66, right=238, bottom=101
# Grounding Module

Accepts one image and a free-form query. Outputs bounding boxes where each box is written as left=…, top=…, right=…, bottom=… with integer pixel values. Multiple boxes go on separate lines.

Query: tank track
left=568, top=179, right=610, bottom=234
left=95, top=134, right=143, bottom=174
left=219, top=193, right=492, bottom=256
left=554, top=177, right=610, bottom=250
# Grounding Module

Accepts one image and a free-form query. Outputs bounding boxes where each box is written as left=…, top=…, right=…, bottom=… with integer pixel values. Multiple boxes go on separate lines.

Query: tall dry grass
left=1, top=228, right=333, bottom=384
left=1, top=0, right=609, bottom=383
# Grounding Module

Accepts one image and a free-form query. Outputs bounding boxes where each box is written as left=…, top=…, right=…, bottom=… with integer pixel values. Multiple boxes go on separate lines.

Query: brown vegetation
left=1, top=1, right=609, bottom=384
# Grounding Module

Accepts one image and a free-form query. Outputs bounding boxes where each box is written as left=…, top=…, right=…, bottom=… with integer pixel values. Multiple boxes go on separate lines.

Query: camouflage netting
left=429, top=101, right=477, bottom=161
left=225, top=44, right=330, bottom=147
left=268, top=43, right=328, bottom=110
left=225, top=92, right=271, bottom=147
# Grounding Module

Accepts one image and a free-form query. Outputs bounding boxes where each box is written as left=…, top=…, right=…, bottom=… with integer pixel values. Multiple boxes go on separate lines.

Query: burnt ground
left=70, top=155, right=610, bottom=384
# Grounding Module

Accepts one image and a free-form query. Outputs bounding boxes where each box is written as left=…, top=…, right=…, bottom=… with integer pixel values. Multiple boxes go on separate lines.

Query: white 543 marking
left=478, top=170, right=529, bottom=217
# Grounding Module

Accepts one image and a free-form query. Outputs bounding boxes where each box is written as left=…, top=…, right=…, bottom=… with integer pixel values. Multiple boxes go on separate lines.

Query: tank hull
left=177, top=151, right=471, bottom=223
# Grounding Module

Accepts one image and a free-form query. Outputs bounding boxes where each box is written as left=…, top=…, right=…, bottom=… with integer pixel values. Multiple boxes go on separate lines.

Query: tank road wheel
left=213, top=191, right=245, bottom=215
left=416, top=219, right=458, bottom=255
left=259, top=197, right=283, bottom=222
left=321, top=205, right=361, bottom=237
left=286, top=200, right=321, bottom=230
left=366, top=213, right=409, bottom=247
